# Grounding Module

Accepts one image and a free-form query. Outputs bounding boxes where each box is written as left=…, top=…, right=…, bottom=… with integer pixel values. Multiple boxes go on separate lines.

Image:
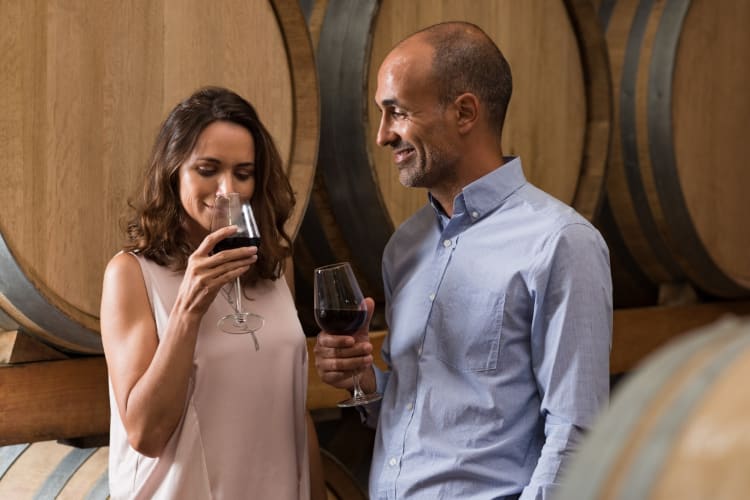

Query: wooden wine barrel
left=0, top=442, right=365, bottom=499
left=557, top=316, right=750, bottom=499
left=0, top=441, right=108, bottom=499
left=294, top=0, right=611, bottom=321
left=0, top=0, right=318, bottom=354
left=596, top=198, right=659, bottom=308
left=593, top=0, right=750, bottom=298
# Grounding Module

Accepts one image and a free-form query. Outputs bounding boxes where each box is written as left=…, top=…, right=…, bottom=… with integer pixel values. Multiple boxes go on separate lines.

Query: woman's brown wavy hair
left=124, top=86, right=295, bottom=283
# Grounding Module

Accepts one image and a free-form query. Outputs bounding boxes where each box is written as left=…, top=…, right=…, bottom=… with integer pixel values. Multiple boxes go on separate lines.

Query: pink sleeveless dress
left=108, top=253, right=310, bottom=499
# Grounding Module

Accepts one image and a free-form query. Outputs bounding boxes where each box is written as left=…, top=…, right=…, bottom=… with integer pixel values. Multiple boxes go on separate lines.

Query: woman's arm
left=100, top=226, right=256, bottom=457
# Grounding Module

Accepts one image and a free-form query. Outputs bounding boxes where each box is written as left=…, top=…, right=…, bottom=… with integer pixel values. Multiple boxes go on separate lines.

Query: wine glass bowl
left=211, top=194, right=261, bottom=253
left=314, top=262, right=382, bottom=406
left=211, top=193, right=264, bottom=343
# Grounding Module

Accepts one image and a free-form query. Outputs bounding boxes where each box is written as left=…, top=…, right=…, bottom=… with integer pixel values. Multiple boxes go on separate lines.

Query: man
left=314, top=21, right=612, bottom=500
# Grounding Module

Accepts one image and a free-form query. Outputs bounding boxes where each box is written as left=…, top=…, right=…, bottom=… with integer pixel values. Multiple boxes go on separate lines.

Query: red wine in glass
left=211, top=193, right=264, bottom=343
left=314, top=309, right=367, bottom=333
left=314, top=262, right=382, bottom=407
left=213, top=236, right=261, bottom=254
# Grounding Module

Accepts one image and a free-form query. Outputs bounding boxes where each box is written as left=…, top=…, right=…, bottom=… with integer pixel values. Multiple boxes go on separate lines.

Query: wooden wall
left=1, top=0, right=749, bottom=458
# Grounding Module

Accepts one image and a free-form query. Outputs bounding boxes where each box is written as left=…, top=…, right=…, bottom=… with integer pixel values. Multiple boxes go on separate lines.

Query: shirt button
left=443, top=239, right=451, bottom=248
left=428, top=293, right=435, bottom=301
left=389, top=457, right=398, bottom=467
left=406, top=402, right=413, bottom=411
left=471, top=211, right=479, bottom=218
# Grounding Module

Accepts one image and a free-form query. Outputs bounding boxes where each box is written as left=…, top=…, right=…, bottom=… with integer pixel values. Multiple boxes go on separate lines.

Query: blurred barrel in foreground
left=294, top=0, right=611, bottom=331
left=557, top=316, right=750, bottom=500
left=595, top=0, right=750, bottom=299
left=0, top=0, right=317, bottom=353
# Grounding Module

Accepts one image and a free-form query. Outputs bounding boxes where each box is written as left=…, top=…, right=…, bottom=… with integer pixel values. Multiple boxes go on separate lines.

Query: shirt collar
left=428, top=156, right=526, bottom=223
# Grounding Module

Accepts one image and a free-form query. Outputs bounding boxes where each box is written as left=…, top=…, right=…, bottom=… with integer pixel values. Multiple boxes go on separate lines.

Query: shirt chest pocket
left=427, top=291, right=505, bottom=372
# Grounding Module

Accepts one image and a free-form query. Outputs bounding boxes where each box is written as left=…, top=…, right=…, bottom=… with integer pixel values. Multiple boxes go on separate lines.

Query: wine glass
left=314, top=262, right=382, bottom=407
left=211, top=192, right=264, bottom=347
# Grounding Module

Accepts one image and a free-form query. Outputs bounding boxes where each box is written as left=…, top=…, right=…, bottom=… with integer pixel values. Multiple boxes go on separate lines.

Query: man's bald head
left=395, top=22, right=512, bottom=136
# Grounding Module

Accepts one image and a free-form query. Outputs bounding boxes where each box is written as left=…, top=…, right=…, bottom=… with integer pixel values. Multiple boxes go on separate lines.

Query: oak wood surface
left=3, top=301, right=749, bottom=444
left=0, top=0, right=317, bottom=353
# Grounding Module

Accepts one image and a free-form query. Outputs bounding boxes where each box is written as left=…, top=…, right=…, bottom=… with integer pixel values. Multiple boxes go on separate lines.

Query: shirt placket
left=384, top=225, right=458, bottom=499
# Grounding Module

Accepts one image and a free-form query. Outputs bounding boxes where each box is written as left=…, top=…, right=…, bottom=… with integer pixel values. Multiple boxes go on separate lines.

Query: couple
left=101, top=21, right=611, bottom=500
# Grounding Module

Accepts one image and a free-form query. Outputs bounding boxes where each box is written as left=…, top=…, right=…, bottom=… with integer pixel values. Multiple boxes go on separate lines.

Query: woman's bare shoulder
left=104, top=251, right=142, bottom=282
left=101, top=252, right=150, bottom=325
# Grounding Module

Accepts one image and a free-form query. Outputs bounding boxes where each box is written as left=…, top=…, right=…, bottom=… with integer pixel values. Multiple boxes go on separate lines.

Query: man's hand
left=314, top=297, right=377, bottom=393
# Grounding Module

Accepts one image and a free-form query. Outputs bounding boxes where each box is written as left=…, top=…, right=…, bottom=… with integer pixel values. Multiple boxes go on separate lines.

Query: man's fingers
left=316, top=332, right=356, bottom=349
left=315, top=342, right=372, bottom=361
left=196, top=225, right=238, bottom=254
left=316, top=356, right=373, bottom=377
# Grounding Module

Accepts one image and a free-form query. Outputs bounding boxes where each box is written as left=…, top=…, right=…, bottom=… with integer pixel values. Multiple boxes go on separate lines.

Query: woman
left=101, top=86, right=317, bottom=499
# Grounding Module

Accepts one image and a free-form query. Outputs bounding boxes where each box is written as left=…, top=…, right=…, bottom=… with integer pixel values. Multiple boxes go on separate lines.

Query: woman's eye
left=196, top=166, right=216, bottom=177
left=235, top=170, right=253, bottom=181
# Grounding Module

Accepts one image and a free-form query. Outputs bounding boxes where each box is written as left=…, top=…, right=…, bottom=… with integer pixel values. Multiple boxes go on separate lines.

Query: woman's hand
left=176, top=225, right=258, bottom=316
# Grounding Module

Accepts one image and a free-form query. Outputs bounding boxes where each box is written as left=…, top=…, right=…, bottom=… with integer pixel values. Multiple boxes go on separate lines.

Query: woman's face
left=177, top=121, right=256, bottom=244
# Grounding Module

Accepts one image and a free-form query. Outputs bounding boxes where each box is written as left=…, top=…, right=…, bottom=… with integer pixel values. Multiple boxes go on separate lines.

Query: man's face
left=374, top=41, right=460, bottom=190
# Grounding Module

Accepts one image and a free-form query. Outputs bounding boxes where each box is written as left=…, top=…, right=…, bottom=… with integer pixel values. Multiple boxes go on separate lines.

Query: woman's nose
left=217, top=173, right=236, bottom=195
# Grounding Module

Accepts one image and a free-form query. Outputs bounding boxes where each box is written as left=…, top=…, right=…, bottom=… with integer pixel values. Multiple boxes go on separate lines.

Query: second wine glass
left=211, top=193, right=264, bottom=346
left=314, top=262, right=382, bottom=407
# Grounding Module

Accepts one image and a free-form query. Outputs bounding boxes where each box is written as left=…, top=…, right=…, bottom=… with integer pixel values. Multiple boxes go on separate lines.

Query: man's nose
left=376, top=116, right=397, bottom=147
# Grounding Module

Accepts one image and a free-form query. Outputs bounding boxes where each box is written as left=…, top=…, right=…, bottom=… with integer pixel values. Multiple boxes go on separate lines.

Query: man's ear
left=454, top=92, right=480, bottom=134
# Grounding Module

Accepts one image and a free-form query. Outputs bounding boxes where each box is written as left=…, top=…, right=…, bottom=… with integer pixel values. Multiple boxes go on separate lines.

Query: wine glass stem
left=351, top=371, right=365, bottom=400
left=233, top=276, right=243, bottom=314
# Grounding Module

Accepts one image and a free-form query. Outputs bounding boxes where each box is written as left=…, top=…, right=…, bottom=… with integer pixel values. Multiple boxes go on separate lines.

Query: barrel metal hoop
left=84, top=467, right=110, bottom=500
left=0, top=443, right=30, bottom=481
left=0, top=234, right=102, bottom=353
left=647, top=0, right=746, bottom=297
left=618, top=0, right=685, bottom=280
left=598, top=0, right=617, bottom=28
left=316, top=0, right=393, bottom=291
left=33, top=447, right=98, bottom=500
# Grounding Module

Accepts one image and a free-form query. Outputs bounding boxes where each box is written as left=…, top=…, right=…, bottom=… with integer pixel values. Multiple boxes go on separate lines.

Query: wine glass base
left=337, top=392, right=383, bottom=408
left=218, top=313, right=264, bottom=335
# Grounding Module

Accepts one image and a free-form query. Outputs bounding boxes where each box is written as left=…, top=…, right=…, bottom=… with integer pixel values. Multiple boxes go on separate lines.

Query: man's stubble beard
left=398, top=145, right=458, bottom=190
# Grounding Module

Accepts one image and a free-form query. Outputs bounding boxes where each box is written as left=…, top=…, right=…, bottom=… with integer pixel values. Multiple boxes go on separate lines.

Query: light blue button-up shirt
left=367, top=157, right=612, bottom=500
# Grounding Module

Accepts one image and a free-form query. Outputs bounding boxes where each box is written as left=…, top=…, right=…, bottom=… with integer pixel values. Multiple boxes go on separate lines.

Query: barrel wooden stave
left=596, top=0, right=750, bottom=298
left=0, top=0, right=317, bottom=353
left=666, top=0, right=750, bottom=295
